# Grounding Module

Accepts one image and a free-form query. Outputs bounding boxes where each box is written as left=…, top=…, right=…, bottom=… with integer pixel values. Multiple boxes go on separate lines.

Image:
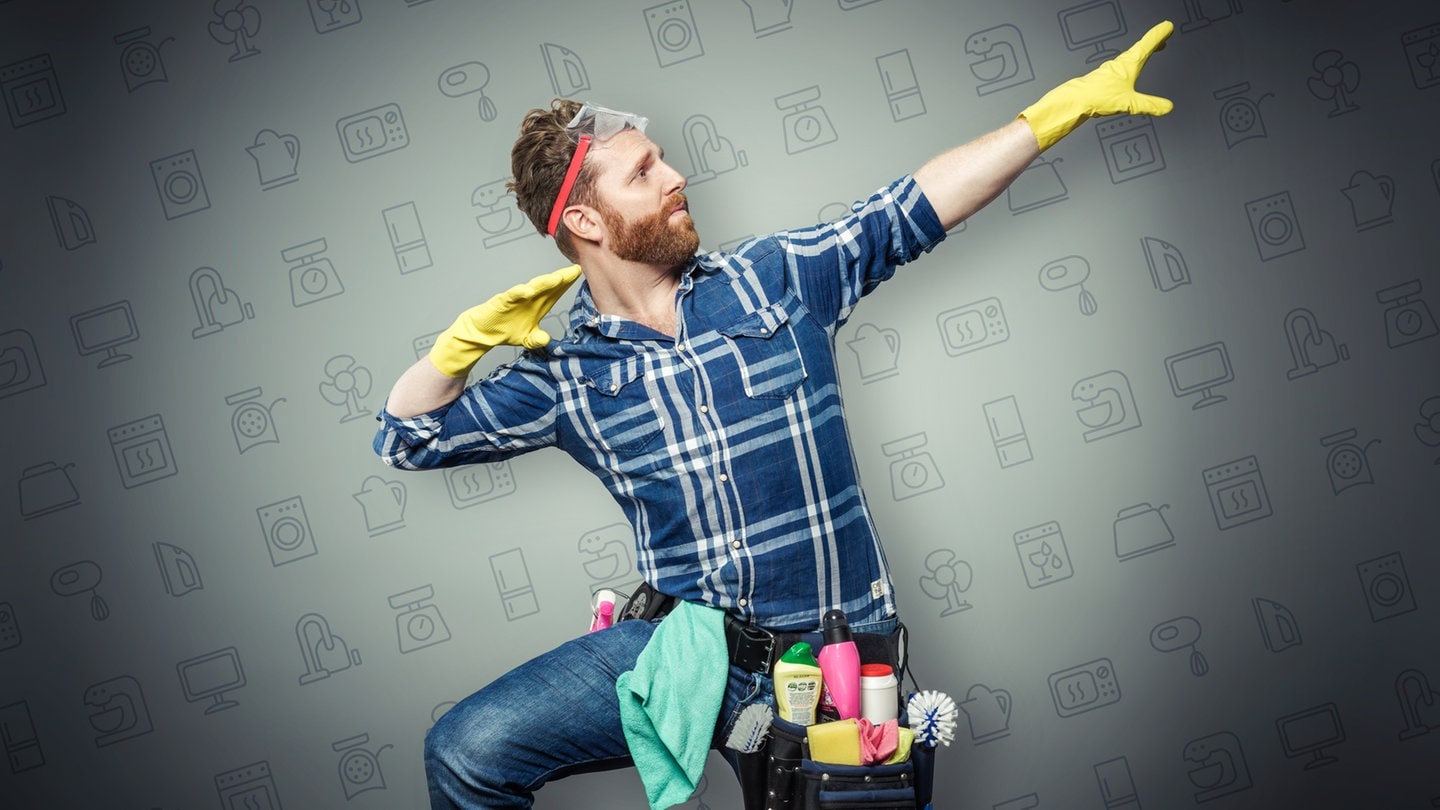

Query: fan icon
left=1307, top=49, right=1360, bottom=117
left=319, top=354, right=373, bottom=423
left=1416, top=396, right=1440, bottom=465
left=918, top=549, right=973, bottom=617
left=209, top=0, right=262, bottom=62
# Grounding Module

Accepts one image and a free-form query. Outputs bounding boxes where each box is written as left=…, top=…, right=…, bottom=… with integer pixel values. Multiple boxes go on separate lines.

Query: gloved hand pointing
left=429, top=264, right=582, bottom=378
left=1019, top=20, right=1175, bottom=152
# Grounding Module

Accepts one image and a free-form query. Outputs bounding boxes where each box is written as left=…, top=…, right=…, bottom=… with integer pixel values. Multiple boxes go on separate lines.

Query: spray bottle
left=773, top=642, right=824, bottom=726
left=817, top=608, right=861, bottom=721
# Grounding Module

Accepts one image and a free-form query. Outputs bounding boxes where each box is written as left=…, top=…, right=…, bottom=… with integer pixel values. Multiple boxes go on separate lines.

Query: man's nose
left=659, top=158, right=686, bottom=194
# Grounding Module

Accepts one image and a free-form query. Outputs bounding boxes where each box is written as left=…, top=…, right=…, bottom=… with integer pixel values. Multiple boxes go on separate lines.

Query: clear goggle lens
left=565, top=103, right=649, bottom=143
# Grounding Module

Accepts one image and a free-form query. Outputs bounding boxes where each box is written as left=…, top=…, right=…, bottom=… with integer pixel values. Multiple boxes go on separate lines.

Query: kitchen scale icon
left=882, top=433, right=944, bottom=501
left=389, top=585, right=450, bottom=654
left=1376, top=279, right=1439, bottom=349
left=776, top=86, right=837, bottom=155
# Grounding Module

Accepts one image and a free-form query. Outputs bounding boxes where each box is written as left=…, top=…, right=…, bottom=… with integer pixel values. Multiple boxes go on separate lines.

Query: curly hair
left=507, top=98, right=595, bottom=262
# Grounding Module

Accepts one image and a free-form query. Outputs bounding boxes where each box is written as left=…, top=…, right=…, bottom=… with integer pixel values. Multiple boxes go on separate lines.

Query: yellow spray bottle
left=774, top=641, right=824, bottom=726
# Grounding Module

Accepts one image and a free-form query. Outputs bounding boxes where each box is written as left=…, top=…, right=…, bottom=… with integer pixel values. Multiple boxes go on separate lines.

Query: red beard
left=602, top=193, right=700, bottom=268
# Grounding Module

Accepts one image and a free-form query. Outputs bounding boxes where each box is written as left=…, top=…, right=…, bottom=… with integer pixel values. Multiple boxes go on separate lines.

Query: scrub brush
left=906, top=690, right=957, bottom=748
left=725, top=702, right=774, bottom=754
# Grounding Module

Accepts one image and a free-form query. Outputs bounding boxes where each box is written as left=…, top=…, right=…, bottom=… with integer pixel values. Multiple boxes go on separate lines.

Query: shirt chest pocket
left=580, top=358, right=666, bottom=454
left=718, top=300, right=808, bottom=400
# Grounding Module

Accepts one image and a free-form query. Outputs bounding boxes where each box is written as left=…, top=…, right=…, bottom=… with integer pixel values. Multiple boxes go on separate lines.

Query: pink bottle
left=817, top=609, right=861, bottom=720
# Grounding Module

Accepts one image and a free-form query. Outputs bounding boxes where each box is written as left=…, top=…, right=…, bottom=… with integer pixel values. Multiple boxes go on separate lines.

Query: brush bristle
left=724, top=703, right=774, bottom=753
left=906, top=690, right=958, bottom=748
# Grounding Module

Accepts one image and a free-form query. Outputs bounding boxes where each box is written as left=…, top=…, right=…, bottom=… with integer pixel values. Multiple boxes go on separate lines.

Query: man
left=374, top=21, right=1175, bottom=809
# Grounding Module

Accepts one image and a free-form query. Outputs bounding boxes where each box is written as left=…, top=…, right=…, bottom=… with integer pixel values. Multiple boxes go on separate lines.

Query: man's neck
left=580, top=254, right=686, bottom=337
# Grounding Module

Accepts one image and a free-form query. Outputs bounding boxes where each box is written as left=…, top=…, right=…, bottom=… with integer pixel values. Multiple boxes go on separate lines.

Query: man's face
left=589, top=130, right=699, bottom=267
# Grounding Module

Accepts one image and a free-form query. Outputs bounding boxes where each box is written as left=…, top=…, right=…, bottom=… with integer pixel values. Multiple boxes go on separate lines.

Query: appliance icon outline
left=742, top=0, right=792, bottom=37
left=18, top=460, right=80, bottom=519
left=108, top=413, right=177, bottom=489
left=1094, top=755, right=1141, bottom=809
left=1007, top=154, right=1068, bottom=213
left=282, top=238, right=345, bottom=308
left=445, top=461, right=517, bottom=509
left=1276, top=703, right=1345, bottom=770
left=0, top=602, right=20, bottom=652
left=1252, top=596, right=1302, bottom=652
left=881, top=432, right=944, bottom=501
left=1245, top=191, right=1305, bottom=262
left=1307, top=50, right=1361, bottom=117
left=1141, top=236, right=1190, bottom=292
left=917, top=549, right=973, bottom=616
left=46, top=194, right=96, bottom=249
left=1357, top=552, right=1416, bottom=622
left=0, top=329, right=47, bottom=399
left=383, top=201, right=433, bottom=274
left=71, top=300, right=138, bottom=368
left=1417, top=396, right=1440, bottom=465
left=176, top=647, right=246, bottom=714
left=83, top=675, right=154, bottom=747
left=336, top=102, right=409, bottom=163
left=1321, top=428, right=1380, bottom=494
left=1097, top=114, right=1165, bottom=184
left=1113, top=502, right=1173, bottom=560
left=150, top=149, right=211, bottom=220
left=965, top=24, right=1034, bottom=96
left=355, top=475, right=407, bottom=536
left=681, top=113, right=748, bottom=185
left=1072, top=370, right=1141, bottom=442
left=215, top=761, right=283, bottom=810
left=227, top=387, right=285, bottom=453
left=0, top=700, right=44, bottom=773
left=1341, top=170, right=1396, bottom=231
left=307, top=0, right=362, bottom=34
left=333, top=733, right=393, bottom=799
left=1039, top=255, right=1097, bottom=316
left=190, top=266, right=254, bottom=338
left=389, top=585, right=451, bottom=654
left=257, top=496, right=318, bottom=567
left=983, top=395, right=1033, bottom=468
left=1402, top=23, right=1440, bottom=90
left=1165, top=341, right=1233, bottom=410
left=208, top=1, right=262, bottom=62
left=1048, top=657, right=1120, bottom=718
left=154, top=541, right=203, bottom=597
left=1179, top=0, right=1243, bottom=33
left=247, top=129, right=301, bottom=190
left=472, top=178, right=535, bottom=249
left=776, top=86, right=838, bottom=155
left=876, top=49, right=926, bottom=122
left=50, top=560, right=111, bottom=622
left=644, top=0, right=704, bottom=68
left=296, top=612, right=362, bottom=684
left=114, top=26, right=174, bottom=92
left=578, top=523, right=636, bottom=590
left=1013, top=520, right=1074, bottom=589
left=937, top=296, right=1009, bottom=357
left=1150, top=616, right=1210, bottom=677
left=1214, top=82, right=1272, bottom=148
left=541, top=43, right=590, bottom=97
left=1395, top=669, right=1440, bottom=741
left=491, top=547, right=541, bottom=621
left=846, top=322, right=901, bottom=383
left=1203, top=455, right=1272, bottom=531
left=2, top=53, right=66, bottom=128
left=958, top=683, right=1012, bottom=744
left=1375, top=279, right=1439, bottom=349
left=438, top=61, right=497, bottom=121
left=1283, top=307, right=1348, bottom=380
left=1183, top=731, right=1253, bottom=802
left=1058, top=0, right=1127, bottom=63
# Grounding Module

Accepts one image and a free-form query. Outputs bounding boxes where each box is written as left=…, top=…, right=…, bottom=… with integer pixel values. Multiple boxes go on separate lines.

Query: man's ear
left=562, top=205, right=604, bottom=246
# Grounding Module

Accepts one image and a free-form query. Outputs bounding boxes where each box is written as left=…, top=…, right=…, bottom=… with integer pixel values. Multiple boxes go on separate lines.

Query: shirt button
left=731, top=539, right=742, bottom=549
left=609, top=383, right=618, bottom=392
left=738, top=598, right=749, bottom=608
left=719, top=473, right=729, bottom=483
left=699, top=405, right=709, bottom=414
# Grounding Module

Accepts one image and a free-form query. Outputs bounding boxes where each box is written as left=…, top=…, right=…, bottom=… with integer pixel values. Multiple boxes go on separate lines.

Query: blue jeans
left=425, top=614, right=898, bottom=809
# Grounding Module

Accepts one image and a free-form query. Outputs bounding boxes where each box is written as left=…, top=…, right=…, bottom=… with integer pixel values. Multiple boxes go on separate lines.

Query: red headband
left=546, top=133, right=592, bottom=237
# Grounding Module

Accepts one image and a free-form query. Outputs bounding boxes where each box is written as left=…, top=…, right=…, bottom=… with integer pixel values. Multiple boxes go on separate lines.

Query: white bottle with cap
left=860, top=663, right=899, bottom=724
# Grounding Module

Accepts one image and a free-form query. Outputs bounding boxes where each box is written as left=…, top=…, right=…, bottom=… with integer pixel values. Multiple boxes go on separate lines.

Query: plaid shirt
left=374, top=176, right=945, bottom=631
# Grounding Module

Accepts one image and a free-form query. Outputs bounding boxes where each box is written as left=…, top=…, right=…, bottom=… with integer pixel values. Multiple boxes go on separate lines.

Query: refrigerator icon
left=490, top=548, right=540, bottom=620
left=383, top=201, right=433, bottom=274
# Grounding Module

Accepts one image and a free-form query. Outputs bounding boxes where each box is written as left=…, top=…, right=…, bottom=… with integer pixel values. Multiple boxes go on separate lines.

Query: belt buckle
left=731, top=623, right=776, bottom=673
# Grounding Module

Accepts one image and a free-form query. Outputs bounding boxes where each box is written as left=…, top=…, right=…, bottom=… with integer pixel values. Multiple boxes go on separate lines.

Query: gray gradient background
left=3, top=0, right=1439, bottom=808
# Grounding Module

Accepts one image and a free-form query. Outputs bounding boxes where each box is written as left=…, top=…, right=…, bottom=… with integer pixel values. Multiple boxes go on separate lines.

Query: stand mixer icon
left=472, top=179, right=532, bottom=248
left=964, top=24, right=1033, bottom=96
left=1072, top=370, right=1141, bottom=442
left=1183, top=731, right=1252, bottom=802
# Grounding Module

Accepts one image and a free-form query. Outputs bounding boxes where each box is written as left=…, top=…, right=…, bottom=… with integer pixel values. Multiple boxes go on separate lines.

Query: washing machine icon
left=1356, top=552, right=1416, bottom=622
left=150, top=149, right=211, bottom=220
left=776, top=86, right=838, bottom=155
left=333, top=733, right=393, bottom=799
left=257, top=496, right=318, bottom=566
left=114, top=27, right=173, bottom=92
left=1245, top=191, right=1305, bottom=262
left=1213, top=82, right=1273, bottom=148
left=882, top=433, right=944, bottom=501
left=1321, top=429, right=1380, bottom=494
left=227, top=387, right=285, bottom=453
left=644, top=1, right=704, bottom=67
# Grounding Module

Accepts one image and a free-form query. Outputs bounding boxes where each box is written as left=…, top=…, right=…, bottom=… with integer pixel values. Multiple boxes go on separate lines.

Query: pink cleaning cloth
left=856, top=718, right=899, bottom=765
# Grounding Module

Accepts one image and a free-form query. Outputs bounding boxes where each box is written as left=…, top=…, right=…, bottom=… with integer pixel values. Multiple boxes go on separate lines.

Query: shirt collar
left=567, top=254, right=716, bottom=340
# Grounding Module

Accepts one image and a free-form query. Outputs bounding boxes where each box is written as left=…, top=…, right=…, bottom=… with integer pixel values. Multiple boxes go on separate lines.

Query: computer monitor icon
left=1165, top=342, right=1233, bottom=410
left=70, top=300, right=138, bottom=368
left=1275, top=703, right=1344, bottom=770
left=1058, top=0, right=1128, bottom=64
left=177, top=647, right=246, bottom=714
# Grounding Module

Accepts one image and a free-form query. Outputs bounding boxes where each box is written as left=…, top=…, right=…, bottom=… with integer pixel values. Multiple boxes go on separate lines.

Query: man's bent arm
left=911, top=118, right=1040, bottom=232
left=384, top=357, right=466, bottom=419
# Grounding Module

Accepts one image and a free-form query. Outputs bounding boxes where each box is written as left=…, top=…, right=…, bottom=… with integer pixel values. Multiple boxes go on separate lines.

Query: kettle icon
left=845, top=323, right=901, bottom=382
left=1341, top=170, right=1395, bottom=231
left=247, top=129, right=301, bottom=190
left=354, top=476, right=407, bottom=536
left=959, top=683, right=1012, bottom=743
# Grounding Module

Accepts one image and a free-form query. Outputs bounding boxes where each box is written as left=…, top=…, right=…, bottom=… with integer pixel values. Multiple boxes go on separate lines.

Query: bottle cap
left=822, top=608, right=853, bottom=645
left=860, top=663, right=893, bottom=679
left=780, top=641, right=819, bottom=668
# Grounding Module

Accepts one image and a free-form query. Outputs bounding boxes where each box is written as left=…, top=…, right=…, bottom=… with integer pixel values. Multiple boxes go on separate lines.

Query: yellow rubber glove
left=1019, top=20, right=1175, bottom=151
left=428, top=264, right=581, bottom=378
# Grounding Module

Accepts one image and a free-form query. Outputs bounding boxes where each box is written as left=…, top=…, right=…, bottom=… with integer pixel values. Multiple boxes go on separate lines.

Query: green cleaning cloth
left=616, top=600, right=727, bottom=809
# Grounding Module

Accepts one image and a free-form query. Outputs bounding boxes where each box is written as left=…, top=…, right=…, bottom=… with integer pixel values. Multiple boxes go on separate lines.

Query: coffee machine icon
left=247, top=129, right=301, bottom=190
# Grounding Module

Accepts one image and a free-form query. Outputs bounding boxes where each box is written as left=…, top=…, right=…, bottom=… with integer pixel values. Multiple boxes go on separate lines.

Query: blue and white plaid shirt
left=374, top=176, right=945, bottom=631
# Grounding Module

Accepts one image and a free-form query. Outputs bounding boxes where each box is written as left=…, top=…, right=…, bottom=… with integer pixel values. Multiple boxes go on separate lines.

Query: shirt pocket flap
left=718, top=300, right=790, bottom=340
left=581, top=357, right=645, bottom=398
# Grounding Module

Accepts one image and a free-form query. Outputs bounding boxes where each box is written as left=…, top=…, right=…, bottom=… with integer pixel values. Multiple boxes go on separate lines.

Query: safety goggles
left=546, top=103, right=650, bottom=236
